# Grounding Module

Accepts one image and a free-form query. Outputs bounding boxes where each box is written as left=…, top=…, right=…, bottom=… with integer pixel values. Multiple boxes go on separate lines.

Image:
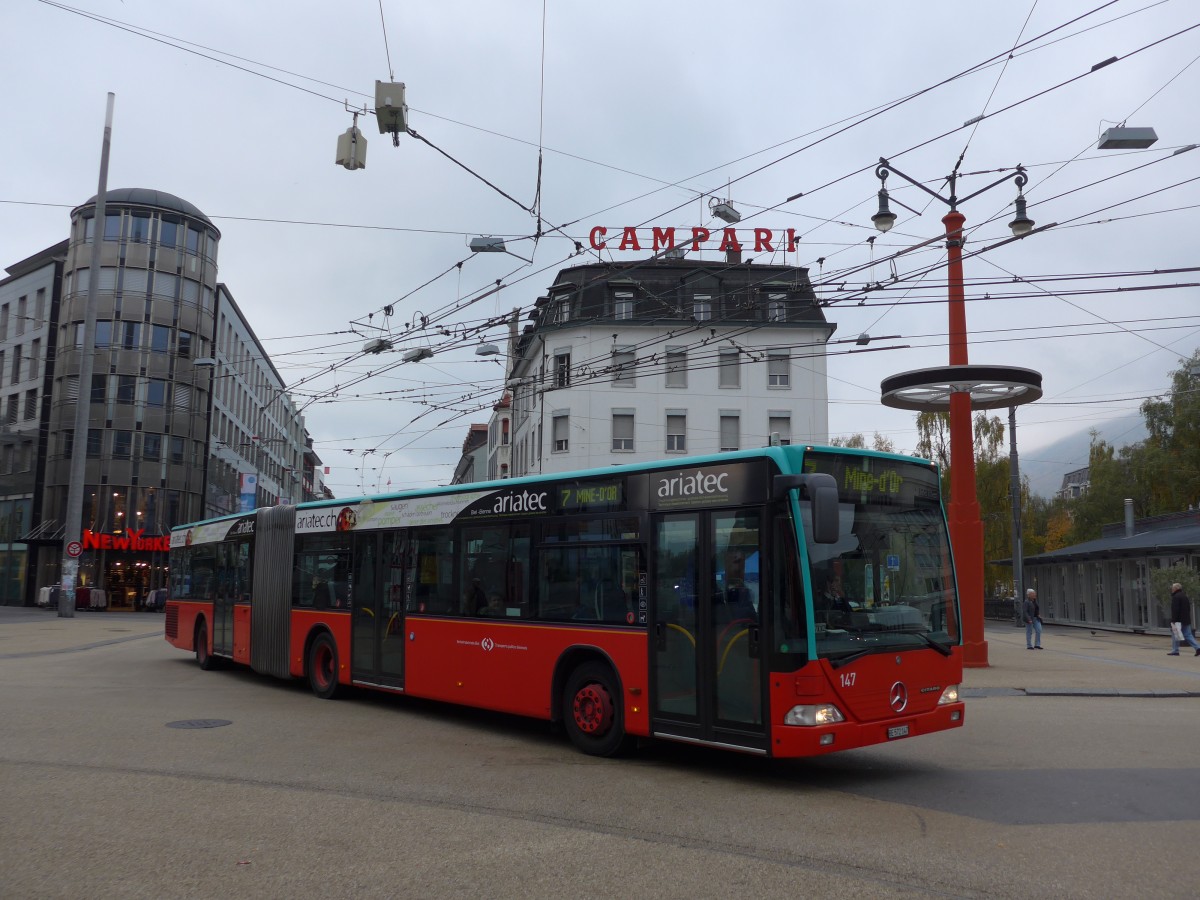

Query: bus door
left=350, top=530, right=407, bottom=688
left=211, top=542, right=240, bottom=657
left=650, top=508, right=766, bottom=753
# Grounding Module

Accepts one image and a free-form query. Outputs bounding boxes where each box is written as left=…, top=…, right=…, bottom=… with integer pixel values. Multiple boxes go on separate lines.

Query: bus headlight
left=784, top=704, right=845, bottom=726
left=937, top=685, right=960, bottom=705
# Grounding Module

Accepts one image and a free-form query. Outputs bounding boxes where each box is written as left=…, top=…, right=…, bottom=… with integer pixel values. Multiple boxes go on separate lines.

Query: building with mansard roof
left=480, top=256, right=833, bottom=479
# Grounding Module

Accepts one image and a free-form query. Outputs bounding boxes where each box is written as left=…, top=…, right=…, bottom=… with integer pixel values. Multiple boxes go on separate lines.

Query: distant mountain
left=1018, top=412, right=1147, bottom=498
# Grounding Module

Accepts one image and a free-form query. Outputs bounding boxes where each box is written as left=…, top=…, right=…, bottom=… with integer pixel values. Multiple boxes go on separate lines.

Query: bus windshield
left=800, top=450, right=958, bottom=661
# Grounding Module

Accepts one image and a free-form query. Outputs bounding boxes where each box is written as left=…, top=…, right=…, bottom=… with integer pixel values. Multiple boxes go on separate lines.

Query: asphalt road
left=2, top=614, right=1198, bottom=899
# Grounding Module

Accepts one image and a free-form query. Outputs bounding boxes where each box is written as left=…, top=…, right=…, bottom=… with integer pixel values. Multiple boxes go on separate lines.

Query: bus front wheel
left=562, top=662, right=632, bottom=757
left=195, top=621, right=215, bottom=671
left=307, top=633, right=341, bottom=699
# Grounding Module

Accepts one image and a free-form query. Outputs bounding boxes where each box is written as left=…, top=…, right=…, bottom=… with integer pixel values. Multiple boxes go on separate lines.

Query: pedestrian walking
left=1167, top=582, right=1200, bottom=657
left=1023, top=588, right=1043, bottom=650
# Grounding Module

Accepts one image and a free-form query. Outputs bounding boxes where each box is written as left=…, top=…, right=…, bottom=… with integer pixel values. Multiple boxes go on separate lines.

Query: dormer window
left=614, top=291, right=634, bottom=320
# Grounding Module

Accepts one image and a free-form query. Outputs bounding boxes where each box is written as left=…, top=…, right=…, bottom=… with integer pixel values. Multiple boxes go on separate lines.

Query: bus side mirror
left=773, top=473, right=840, bottom=544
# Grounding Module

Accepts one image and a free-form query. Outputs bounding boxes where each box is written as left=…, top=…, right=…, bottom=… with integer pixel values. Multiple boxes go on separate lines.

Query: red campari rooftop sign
left=587, top=226, right=800, bottom=254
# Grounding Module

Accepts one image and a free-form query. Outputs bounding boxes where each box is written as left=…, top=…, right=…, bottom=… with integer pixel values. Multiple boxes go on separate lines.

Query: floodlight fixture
left=710, top=199, right=741, bottom=224
left=1097, top=126, right=1157, bottom=150
left=375, top=80, right=408, bottom=145
left=336, top=124, right=367, bottom=171
left=470, top=236, right=506, bottom=253
left=363, top=338, right=393, bottom=355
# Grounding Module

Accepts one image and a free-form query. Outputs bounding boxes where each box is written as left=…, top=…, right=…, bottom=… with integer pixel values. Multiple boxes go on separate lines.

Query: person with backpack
left=1167, top=583, right=1200, bottom=657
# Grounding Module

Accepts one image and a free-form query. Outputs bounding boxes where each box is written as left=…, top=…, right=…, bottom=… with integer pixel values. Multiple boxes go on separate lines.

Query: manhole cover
left=166, top=719, right=233, bottom=729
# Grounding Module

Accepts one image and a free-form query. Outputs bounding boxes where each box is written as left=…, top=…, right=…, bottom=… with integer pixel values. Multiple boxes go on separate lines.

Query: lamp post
left=873, top=157, right=1041, bottom=668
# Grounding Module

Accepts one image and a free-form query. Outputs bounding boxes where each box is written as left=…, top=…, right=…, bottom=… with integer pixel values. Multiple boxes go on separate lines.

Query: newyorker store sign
left=587, top=226, right=800, bottom=254
left=83, top=528, right=170, bottom=553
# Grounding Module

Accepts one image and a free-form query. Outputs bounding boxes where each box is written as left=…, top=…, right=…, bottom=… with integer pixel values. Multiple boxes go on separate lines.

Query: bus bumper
left=770, top=702, right=965, bottom=757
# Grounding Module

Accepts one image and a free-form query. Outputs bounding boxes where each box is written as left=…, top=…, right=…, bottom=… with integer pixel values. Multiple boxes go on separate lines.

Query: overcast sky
left=4, top=0, right=1198, bottom=495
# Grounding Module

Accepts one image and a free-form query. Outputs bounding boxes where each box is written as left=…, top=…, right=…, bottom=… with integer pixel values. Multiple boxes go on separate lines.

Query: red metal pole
left=943, top=210, right=988, bottom=667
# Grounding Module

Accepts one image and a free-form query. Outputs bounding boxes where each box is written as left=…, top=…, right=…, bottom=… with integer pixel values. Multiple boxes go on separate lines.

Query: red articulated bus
left=165, top=446, right=964, bottom=757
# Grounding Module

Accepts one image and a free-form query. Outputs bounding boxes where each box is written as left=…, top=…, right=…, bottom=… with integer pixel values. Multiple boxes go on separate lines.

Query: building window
left=186, top=226, right=202, bottom=255
left=614, top=291, right=634, bottom=320
left=766, top=293, right=787, bottom=322
left=667, top=413, right=686, bottom=452
left=769, top=414, right=792, bottom=446
left=719, top=414, right=740, bottom=452
left=87, top=429, right=103, bottom=458
left=151, top=325, right=170, bottom=353
left=23, top=389, right=36, bottom=421
left=95, top=321, right=112, bottom=349
left=0, top=305, right=7, bottom=341
left=178, top=332, right=193, bottom=359
left=120, top=321, right=141, bottom=350
left=768, top=352, right=790, bottom=388
left=554, top=297, right=571, bottom=324
left=169, top=436, right=185, bottom=463
left=693, top=295, right=712, bottom=321
left=147, top=380, right=168, bottom=408
left=718, top=350, right=740, bottom=388
left=116, top=375, right=136, bottom=404
left=552, top=414, right=569, bottom=452
left=612, top=413, right=634, bottom=451
left=130, top=212, right=151, bottom=243
left=665, top=349, right=687, bottom=388
left=554, top=352, right=571, bottom=388
left=113, top=431, right=133, bottom=459
left=34, top=289, right=45, bottom=325
left=10, top=344, right=21, bottom=383
left=159, top=218, right=179, bottom=249
left=143, top=433, right=162, bottom=461
left=613, top=349, right=636, bottom=387
left=5, top=396, right=16, bottom=426
left=16, top=297, right=26, bottom=336
left=104, top=212, right=123, bottom=241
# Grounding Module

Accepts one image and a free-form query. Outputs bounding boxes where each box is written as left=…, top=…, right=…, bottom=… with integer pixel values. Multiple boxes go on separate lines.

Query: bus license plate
left=887, top=724, right=910, bottom=740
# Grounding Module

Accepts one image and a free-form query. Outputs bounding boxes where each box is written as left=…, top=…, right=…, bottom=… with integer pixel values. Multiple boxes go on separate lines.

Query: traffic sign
left=66, top=541, right=83, bottom=558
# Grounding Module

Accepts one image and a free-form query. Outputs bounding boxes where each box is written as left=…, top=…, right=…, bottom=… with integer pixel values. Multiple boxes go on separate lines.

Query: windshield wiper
left=915, top=632, right=953, bottom=656
left=827, top=632, right=951, bottom=669
left=829, top=645, right=889, bottom=669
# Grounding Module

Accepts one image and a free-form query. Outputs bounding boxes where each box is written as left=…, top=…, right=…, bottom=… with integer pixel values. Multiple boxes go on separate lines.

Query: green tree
left=1138, top=349, right=1200, bottom=513
left=1148, top=565, right=1200, bottom=618
left=830, top=432, right=898, bottom=453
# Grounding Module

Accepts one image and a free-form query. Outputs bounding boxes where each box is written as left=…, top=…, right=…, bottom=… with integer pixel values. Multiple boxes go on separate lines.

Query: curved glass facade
left=40, top=191, right=221, bottom=606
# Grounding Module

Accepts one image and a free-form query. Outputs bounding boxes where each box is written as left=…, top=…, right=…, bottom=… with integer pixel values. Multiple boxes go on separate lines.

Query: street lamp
left=872, top=157, right=1043, bottom=668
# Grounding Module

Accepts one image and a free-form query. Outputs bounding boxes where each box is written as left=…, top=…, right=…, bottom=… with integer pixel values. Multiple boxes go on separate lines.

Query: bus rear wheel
left=307, top=633, right=341, bottom=700
left=195, top=620, right=216, bottom=671
left=562, top=662, right=632, bottom=757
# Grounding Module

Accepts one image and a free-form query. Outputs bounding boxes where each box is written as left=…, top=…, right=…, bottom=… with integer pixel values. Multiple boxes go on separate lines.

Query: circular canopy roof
left=78, top=188, right=214, bottom=228
left=881, top=365, right=1043, bottom=411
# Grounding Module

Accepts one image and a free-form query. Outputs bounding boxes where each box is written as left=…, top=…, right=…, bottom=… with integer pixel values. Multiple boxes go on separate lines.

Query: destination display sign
left=803, top=451, right=940, bottom=505
left=557, top=480, right=623, bottom=512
